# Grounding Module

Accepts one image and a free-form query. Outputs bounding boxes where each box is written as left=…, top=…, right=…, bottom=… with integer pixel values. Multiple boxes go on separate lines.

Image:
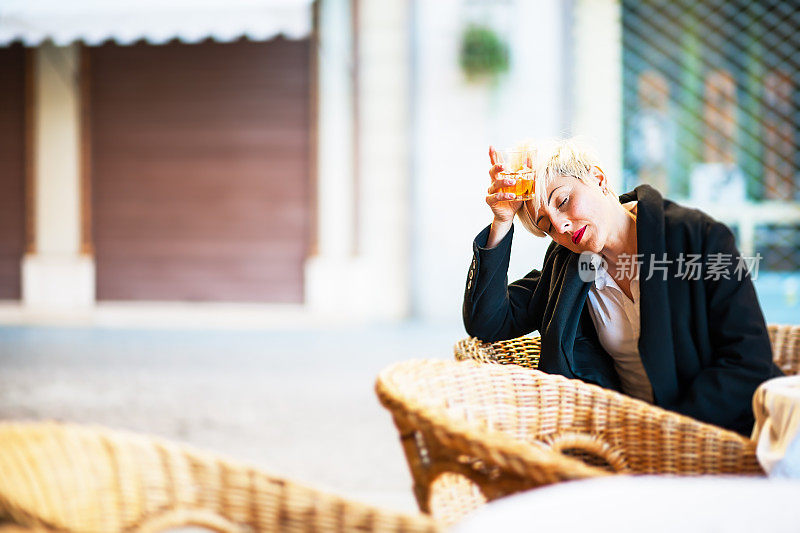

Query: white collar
left=592, top=259, right=639, bottom=297
left=593, top=258, right=613, bottom=291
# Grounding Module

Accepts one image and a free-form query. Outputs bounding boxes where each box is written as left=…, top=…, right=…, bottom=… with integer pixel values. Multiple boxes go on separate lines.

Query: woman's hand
left=486, top=146, right=524, bottom=225
left=485, top=146, right=524, bottom=248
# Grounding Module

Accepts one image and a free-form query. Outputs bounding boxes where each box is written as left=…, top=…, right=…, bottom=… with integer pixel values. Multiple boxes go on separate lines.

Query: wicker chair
left=454, top=324, right=800, bottom=376
left=0, top=422, right=440, bottom=533
left=376, top=359, right=764, bottom=526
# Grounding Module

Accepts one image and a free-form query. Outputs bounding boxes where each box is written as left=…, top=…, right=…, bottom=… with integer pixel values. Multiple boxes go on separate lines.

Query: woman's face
left=528, top=170, right=613, bottom=254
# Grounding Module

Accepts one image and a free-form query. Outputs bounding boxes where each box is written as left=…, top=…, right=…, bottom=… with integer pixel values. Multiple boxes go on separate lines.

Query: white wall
left=411, top=0, right=570, bottom=322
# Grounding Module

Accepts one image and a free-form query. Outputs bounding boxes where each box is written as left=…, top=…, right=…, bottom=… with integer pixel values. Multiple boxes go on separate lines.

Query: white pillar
left=304, top=0, right=362, bottom=315
left=355, top=0, right=411, bottom=318
left=305, top=0, right=411, bottom=320
left=573, top=0, right=623, bottom=192
left=313, top=0, right=356, bottom=260
left=22, top=43, right=95, bottom=308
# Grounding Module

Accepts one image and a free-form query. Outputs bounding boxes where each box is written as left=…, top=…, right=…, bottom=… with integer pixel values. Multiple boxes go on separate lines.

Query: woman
left=463, top=138, right=782, bottom=436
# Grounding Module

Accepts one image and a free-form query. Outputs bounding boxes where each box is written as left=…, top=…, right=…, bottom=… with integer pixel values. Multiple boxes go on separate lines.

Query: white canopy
left=0, top=0, right=314, bottom=47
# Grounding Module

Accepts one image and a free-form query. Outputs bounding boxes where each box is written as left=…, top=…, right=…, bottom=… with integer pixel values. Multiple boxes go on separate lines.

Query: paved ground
left=0, top=320, right=464, bottom=513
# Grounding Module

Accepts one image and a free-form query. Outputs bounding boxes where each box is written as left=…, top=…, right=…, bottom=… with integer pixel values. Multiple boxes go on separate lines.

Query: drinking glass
left=496, top=148, right=535, bottom=201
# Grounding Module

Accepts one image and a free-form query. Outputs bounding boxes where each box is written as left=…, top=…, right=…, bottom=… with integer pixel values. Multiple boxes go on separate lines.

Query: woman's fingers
left=489, top=146, right=498, bottom=166
left=488, top=175, right=517, bottom=194
left=489, top=163, right=505, bottom=181
left=486, top=192, right=517, bottom=206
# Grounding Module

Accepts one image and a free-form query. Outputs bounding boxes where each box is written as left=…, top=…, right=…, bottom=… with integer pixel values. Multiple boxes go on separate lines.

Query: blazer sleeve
left=671, top=221, right=781, bottom=435
left=462, top=224, right=542, bottom=342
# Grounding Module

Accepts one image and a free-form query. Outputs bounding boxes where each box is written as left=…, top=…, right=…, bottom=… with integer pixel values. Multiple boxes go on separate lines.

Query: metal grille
left=756, top=224, right=800, bottom=271
left=621, top=0, right=800, bottom=305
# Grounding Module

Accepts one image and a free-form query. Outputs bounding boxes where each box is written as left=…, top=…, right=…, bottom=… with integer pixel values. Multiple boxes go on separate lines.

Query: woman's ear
left=591, top=166, right=607, bottom=189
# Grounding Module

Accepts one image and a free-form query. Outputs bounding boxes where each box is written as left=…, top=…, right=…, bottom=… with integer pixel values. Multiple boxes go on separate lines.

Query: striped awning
left=0, top=0, right=313, bottom=47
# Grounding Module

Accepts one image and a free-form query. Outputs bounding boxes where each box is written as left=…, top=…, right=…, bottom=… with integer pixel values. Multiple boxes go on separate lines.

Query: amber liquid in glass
left=498, top=170, right=534, bottom=200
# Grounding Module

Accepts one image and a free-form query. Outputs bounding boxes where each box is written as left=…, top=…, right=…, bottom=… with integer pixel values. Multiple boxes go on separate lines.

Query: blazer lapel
left=538, top=249, right=591, bottom=377
left=557, top=253, right=592, bottom=366
left=630, top=185, right=680, bottom=406
left=548, top=250, right=592, bottom=375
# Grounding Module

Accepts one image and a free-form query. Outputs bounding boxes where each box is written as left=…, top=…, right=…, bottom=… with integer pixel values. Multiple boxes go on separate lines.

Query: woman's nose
left=552, top=214, right=571, bottom=235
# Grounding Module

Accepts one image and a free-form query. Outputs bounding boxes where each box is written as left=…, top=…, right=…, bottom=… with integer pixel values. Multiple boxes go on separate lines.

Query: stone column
left=573, top=0, right=623, bottom=192
left=22, top=43, right=95, bottom=308
left=304, top=0, right=360, bottom=315
left=305, top=0, right=410, bottom=320
left=354, top=0, right=411, bottom=318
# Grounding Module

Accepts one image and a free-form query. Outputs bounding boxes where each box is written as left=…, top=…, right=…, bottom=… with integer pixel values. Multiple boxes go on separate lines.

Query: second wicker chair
left=0, top=421, right=439, bottom=533
left=376, top=359, right=764, bottom=525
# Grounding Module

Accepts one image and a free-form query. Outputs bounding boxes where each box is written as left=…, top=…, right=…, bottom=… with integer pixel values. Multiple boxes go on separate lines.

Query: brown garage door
left=0, top=44, right=26, bottom=300
left=89, top=39, right=310, bottom=303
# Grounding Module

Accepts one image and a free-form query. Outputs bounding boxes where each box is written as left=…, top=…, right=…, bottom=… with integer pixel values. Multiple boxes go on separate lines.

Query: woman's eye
left=558, top=197, right=568, bottom=209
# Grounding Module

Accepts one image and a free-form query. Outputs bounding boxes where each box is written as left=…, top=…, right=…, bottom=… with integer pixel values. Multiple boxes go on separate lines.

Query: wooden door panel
left=90, top=39, right=310, bottom=302
left=0, top=44, right=26, bottom=300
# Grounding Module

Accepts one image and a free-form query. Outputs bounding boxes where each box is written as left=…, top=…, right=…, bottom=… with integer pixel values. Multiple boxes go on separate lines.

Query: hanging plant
left=459, top=24, right=510, bottom=82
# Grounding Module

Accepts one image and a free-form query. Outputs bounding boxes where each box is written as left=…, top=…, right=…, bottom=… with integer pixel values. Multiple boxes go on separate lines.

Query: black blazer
left=463, top=184, right=782, bottom=436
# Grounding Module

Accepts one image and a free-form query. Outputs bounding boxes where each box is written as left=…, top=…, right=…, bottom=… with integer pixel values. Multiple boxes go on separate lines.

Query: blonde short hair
left=514, top=137, right=613, bottom=238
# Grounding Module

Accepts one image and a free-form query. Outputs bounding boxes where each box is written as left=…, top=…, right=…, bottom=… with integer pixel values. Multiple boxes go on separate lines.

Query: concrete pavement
left=0, top=320, right=464, bottom=512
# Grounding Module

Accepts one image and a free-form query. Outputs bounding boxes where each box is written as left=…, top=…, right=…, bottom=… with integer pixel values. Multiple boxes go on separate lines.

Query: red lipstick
left=572, top=226, right=586, bottom=244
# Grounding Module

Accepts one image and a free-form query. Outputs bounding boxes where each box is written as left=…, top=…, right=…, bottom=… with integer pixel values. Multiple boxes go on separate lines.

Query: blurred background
left=0, top=0, right=798, bottom=513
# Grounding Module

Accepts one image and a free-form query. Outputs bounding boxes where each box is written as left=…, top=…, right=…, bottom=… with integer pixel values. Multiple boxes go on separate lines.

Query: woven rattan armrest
left=0, top=422, right=439, bottom=533
left=454, top=324, right=800, bottom=375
